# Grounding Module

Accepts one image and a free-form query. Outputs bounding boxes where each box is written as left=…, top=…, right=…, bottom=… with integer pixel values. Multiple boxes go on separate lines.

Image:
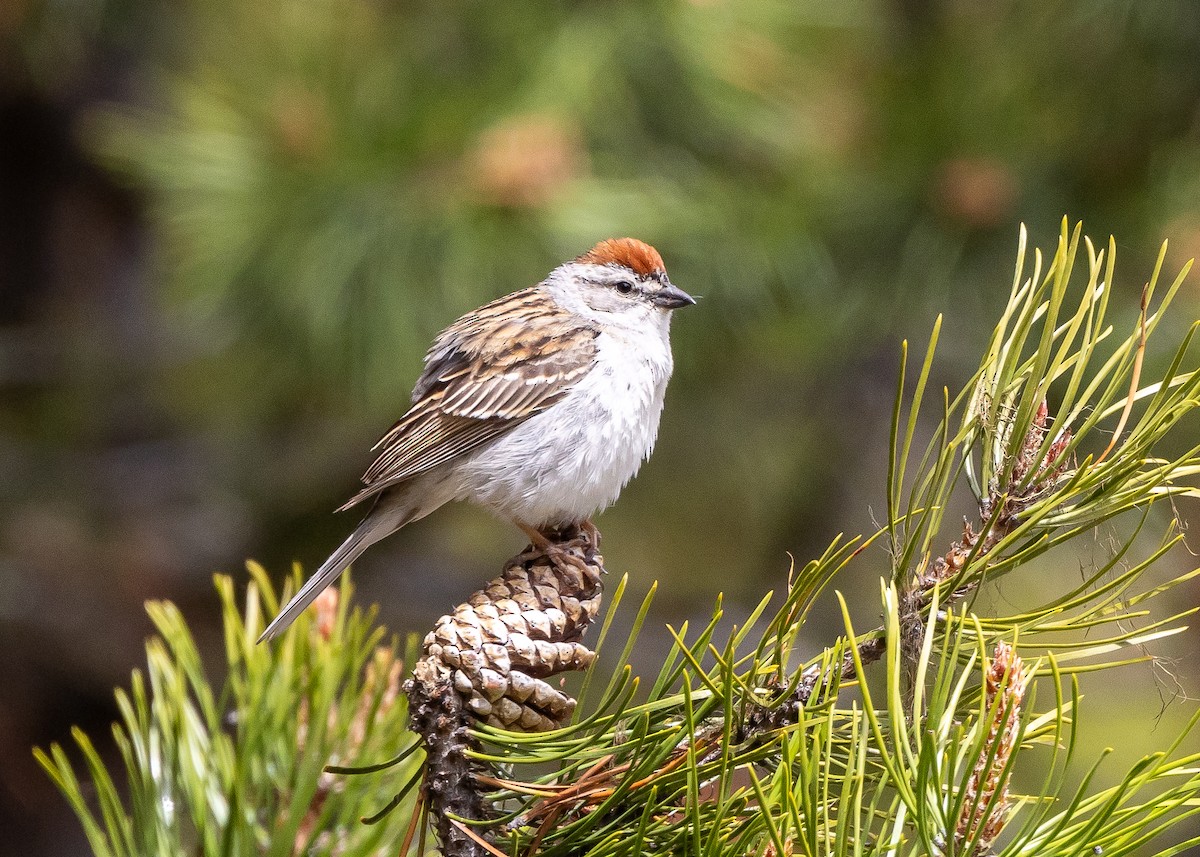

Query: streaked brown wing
left=338, top=288, right=598, bottom=510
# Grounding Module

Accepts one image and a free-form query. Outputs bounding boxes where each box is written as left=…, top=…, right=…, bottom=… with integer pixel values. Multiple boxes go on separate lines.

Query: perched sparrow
left=259, top=238, right=694, bottom=642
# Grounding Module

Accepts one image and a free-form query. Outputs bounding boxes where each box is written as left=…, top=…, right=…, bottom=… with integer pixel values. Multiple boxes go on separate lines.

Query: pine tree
left=38, top=223, right=1200, bottom=855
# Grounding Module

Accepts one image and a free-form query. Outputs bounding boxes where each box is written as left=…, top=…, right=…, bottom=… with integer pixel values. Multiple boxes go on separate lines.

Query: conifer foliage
left=39, top=224, right=1200, bottom=855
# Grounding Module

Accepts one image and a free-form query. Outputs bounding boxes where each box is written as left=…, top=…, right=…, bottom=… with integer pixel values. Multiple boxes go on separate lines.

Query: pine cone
left=418, top=530, right=604, bottom=731
left=405, top=528, right=605, bottom=857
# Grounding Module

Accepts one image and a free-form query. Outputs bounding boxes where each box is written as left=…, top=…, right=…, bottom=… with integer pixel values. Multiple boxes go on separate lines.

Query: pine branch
left=405, top=528, right=605, bottom=857
left=35, top=565, right=422, bottom=856
left=37, top=222, right=1200, bottom=857
left=385, top=221, right=1200, bottom=856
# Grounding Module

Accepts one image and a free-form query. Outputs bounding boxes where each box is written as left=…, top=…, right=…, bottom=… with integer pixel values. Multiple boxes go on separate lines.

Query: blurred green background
left=3, top=1, right=1200, bottom=854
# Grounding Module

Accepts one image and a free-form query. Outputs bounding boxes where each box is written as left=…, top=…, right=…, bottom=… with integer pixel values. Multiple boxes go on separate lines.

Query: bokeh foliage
left=87, top=0, right=879, bottom=403
left=19, top=0, right=1200, bottom=586
left=66, top=0, right=1200, bottom=595
left=87, top=0, right=1200, bottom=399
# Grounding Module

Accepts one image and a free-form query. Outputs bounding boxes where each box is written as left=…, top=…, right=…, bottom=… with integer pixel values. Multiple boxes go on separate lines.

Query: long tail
left=257, top=506, right=409, bottom=643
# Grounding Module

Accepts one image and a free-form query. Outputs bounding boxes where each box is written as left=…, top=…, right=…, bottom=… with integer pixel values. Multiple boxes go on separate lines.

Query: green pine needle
left=37, top=224, right=1200, bottom=856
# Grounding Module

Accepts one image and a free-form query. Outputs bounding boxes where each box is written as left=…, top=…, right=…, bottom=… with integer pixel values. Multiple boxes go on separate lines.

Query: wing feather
left=339, top=287, right=598, bottom=510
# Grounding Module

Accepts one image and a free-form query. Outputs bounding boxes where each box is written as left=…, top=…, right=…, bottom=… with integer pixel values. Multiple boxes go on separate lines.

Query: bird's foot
left=515, top=521, right=594, bottom=577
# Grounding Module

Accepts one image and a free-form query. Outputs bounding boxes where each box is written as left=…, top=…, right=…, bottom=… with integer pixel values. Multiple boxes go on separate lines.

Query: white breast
left=448, top=327, right=674, bottom=527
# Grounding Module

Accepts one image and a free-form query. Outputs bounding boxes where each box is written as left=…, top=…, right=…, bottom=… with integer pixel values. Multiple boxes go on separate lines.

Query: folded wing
left=339, top=288, right=598, bottom=510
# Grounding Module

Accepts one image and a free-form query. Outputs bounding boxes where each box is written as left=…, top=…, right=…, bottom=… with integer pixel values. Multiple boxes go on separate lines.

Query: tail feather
left=258, top=511, right=403, bottom=643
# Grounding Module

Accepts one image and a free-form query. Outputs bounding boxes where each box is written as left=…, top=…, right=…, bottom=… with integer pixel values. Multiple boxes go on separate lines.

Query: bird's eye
left=615, top=281, right=635, bottom=295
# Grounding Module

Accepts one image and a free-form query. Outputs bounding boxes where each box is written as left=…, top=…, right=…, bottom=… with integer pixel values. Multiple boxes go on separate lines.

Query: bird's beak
left=652, top=283, right=696, bottom=309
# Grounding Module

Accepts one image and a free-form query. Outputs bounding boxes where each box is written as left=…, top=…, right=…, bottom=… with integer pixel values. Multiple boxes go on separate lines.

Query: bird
left=258, top=238, right=694, bottom=643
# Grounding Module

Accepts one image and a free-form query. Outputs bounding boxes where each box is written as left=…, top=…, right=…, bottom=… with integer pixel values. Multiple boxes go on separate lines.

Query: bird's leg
left=579, top=519, right=600, bottom=550
left=515, top=521, right=554, bottom=553
left=515, top=520, right=590, bottom=576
